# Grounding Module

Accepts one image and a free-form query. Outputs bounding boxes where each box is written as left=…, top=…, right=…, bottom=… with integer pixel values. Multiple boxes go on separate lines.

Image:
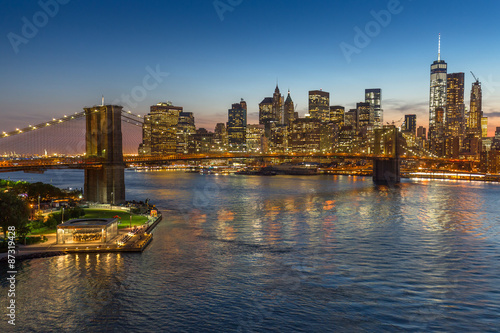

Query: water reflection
left=1, top=173, right=500, bottom=332
left=0, top=251, right=130, bottom=332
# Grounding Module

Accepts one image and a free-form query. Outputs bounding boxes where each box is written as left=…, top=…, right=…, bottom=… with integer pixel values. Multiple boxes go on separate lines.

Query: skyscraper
left=445, top=72, right=465, bottom=157
left=177, top=112, right=196, bottom=154
left=413, top=125, right=426, bottom=150
left=429, top=34, right=447, bottom=156
left=192, top=128, right=215, bottom=154
left=288, top=118, right=322, bottom=153
left=246, top=124, right=265, bottom=153
left=259, top=97, right=274, bottom=125
left=357, top=102, right=373, bottom=129
left=259, top=84, right=283, bottom=126
left=365, top=89, right=382, bottom=127
left=330, top=106, right=345, bottom=127
left=283, top=90, right=295, bottom=126
left=417, top=126, right=426, bottom=139
left=404, top=114, right=417, bottom=135
left=214, top=123, right=228, bottom=152
left=463, top=75, right=483, bottom=156
left=482, top=117, right=488, bottom=138
left=227, top=99, right=247, bottom=151
left=272, top=84, right=284, bottom=124
left=445, top=73, right=465, bottom=135
left=269, top=123, right=288, bottom=153
left=416, top=125, right=427, bottom=149
left=139, top=102, right=182, bottom=155
left=344, top=109, right=357, bottom=130
left=468, top=76, right=483, bottom=135
left=308, top=90, right=330, bottom=122
left=493, top=127, right=500, bottom=150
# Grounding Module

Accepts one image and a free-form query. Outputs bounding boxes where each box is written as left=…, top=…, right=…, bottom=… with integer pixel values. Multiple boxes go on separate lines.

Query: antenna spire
left=438, top=33, right=441, bottom=61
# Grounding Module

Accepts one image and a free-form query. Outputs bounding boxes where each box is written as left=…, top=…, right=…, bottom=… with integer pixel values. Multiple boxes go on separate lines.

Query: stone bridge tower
left=84, top=105, right=125, bottom=204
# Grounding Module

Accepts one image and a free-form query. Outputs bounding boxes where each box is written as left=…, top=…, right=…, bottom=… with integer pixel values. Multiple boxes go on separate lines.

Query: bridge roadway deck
left=0, top=153, right=476, bottom=172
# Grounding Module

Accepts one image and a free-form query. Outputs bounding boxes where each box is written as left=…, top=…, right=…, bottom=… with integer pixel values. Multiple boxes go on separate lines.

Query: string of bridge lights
left=1, top=110, right=143, bottom=138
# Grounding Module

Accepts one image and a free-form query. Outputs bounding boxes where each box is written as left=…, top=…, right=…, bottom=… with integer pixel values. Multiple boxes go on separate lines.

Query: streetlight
left=111, top=192, right=114, bottom=209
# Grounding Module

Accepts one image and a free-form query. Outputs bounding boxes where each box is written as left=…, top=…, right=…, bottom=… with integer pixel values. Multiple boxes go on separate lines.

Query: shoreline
left=0, top=209, right=164, bottom=262
left=0, top=250, right=68, bottom=262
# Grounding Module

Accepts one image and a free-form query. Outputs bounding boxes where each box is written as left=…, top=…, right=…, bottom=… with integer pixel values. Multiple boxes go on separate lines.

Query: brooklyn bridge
left=0, top=105, right=476, bottom=204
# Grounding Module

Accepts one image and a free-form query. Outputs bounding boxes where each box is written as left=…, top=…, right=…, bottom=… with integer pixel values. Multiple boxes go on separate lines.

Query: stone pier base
left=373, top=158, right=400, bottom=184
left=84, top=165, right=125, bottom=204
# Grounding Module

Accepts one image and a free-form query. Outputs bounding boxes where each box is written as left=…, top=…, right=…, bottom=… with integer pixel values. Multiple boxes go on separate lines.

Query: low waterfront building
left=56, top=218, right=119, bottom=244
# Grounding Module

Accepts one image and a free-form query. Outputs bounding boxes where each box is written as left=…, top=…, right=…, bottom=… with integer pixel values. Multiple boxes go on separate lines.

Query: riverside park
left=0, top=179, right=162, bottom=260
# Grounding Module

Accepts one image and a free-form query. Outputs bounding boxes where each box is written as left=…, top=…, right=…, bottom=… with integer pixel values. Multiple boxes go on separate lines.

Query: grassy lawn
left=30, top=226, right=56, bottom=235
left=28, top=209, right=150, bottom=235
left=83, top=209, right=149, bottom=229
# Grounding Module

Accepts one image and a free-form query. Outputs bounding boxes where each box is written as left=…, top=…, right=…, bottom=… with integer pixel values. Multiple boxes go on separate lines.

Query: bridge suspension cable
left=121, top=110, right=144, bottom=127
left=1, top=109, right=144, bottom=139
left=1, top=111, right=87, bottom=139
left=1, top=109, right=143, bottom=156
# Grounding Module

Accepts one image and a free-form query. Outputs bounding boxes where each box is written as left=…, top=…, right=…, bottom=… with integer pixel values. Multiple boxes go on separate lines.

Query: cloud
left=484, top=109, right=500, bottom=118
left=384, top=99, right=428, bottom=115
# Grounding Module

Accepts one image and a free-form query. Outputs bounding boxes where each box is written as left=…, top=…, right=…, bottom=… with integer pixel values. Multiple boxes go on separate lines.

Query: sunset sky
left=1, top=0, right=500, bottom=135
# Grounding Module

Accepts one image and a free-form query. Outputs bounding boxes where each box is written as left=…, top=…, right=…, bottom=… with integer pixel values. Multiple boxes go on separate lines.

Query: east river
left=1, top=170, right=500, bottom=332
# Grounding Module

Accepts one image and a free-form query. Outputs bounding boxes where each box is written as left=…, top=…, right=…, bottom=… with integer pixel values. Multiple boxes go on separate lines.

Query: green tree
left=17, top=224, right=32, bottom=245
left=26, top=182, right=64, bottom=203
left=0, top=191, right=30, bottom=240
left=45, top=216, right=58, bottom=229
left=29, top=214, right=45, bottom=230
left=69, top=207, right=85, bottom=219
left=49, top=212, right=62, bottom=224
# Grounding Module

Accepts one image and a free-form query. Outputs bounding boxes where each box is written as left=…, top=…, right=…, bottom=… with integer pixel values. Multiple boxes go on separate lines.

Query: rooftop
left=58, top=218, right=119, bottom=228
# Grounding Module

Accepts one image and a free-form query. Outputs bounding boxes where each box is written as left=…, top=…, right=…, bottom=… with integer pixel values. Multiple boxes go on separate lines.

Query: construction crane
left=386, top=118, right=403, bottom=126
left=471, top=71, right=479, bottom=83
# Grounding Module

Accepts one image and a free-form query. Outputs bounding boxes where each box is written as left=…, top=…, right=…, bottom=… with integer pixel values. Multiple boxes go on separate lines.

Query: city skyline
left=1, top=1, right=500, bottom=135
left=3, top=3, right=500, bottom=331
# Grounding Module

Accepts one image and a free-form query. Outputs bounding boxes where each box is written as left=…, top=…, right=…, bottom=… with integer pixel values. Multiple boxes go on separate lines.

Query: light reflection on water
left=1, top=171, right=500, bottom=332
